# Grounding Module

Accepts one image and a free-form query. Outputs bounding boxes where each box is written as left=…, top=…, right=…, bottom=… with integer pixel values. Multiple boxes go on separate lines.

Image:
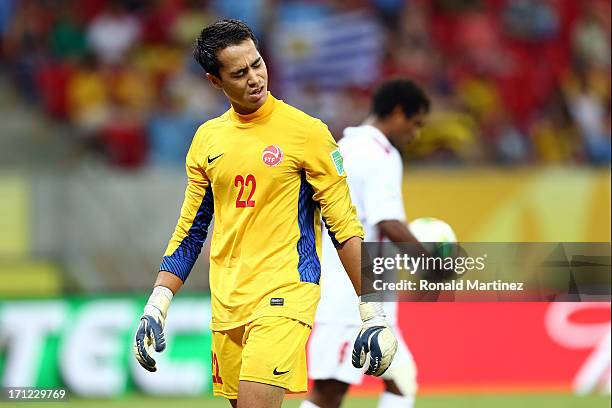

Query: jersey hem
left=211, top=309, right=314, bottom=331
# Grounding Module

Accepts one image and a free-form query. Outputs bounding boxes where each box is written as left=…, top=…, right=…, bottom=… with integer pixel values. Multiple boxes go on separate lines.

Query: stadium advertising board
left=0, top=296, right=212, bottom=396
left=1, top=296, right=609, bottom=396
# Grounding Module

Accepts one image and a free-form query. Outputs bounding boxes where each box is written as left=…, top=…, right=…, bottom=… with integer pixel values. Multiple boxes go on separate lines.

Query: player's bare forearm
left=336, top=236, right=364, bottom=296
left=378, top=220, right=418, bottom=243
left=378, top=219, right=429, bottom=254
left=155, top=271, right=184, bottom=294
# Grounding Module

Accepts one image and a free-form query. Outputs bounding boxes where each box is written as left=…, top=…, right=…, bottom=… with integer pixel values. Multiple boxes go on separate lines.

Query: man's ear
left=206, top=73, right=223, bottom=90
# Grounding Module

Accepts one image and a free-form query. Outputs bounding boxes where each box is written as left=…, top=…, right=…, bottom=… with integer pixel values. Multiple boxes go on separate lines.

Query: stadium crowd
left=0, top=0, right=610, bottom=168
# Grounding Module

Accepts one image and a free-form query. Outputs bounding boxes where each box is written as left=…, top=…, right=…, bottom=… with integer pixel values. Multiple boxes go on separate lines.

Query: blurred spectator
left=3, top=0, right=53, bottom=101
left=405, top=109, right=480, bottom=164
left=564, top=70, right=611, bottom=164
left=503, top=0, right=560, bottom=41
left=139, top=0, right=181, bottom=45
left=165, top=66, right=227, bottom=118
left=530, top=88, right=581, bottom=164
left=86, top=1, right=140, bottom=65
left=456, top=76, right=501, bottom=121
left=147, top=87, right=201, bottom=167
left=0, top=0, right=16, bottom=39
left=368, top=0, right=405, bottom=29
left=382, top=2, right=436, bottom=82
left=100, top=106, right=148, bottom=168
left=66, top=54, right=110, bottom=133
left=212, top=0, right=266, bottom=38
left=571, top=0, right=611, bottom=69
left=171, top=0, right=216, bottom=47
left=112, top=65, right=155, bottom=115
left=274, top=1, right=332, bottom=24
left=455, top=75, right=532, bottom=163
left=36, top=61, right=75, bottom=119
left=49, top=3, right=87, bottom=60
left=490, top=112, right=531, bottom=164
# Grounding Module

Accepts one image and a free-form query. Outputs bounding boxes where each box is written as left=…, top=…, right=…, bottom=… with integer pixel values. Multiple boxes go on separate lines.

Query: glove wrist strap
left=359, top=291, right=383, bottom=303
left=145, top=286, right=174, bottom=320
left=358, top=300, right=386, bottom=326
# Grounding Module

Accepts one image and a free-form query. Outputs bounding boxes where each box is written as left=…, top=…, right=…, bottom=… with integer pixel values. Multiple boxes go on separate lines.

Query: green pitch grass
left=10, top=394, right=611, bottom=408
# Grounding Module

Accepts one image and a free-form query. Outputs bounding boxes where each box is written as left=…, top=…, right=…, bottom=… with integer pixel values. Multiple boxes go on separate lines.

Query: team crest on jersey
left=262, top=145, right=284, bottom=167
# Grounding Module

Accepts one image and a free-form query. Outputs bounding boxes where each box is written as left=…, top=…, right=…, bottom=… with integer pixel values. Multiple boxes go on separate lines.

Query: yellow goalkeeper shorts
left=211, top=316, right=311, bottom=399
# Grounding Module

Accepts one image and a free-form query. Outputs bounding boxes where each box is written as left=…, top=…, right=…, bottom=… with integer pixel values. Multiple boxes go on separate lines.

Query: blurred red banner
left=351, top=302, right=611, bottom=394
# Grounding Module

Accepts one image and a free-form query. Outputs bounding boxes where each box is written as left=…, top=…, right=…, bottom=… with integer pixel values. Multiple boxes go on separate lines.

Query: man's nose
left=247, top=70, right=258, bottom=86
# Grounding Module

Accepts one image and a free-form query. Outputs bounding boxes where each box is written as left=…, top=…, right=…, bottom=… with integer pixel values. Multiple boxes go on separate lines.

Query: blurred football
left=409, top=217, right=457, bottom=243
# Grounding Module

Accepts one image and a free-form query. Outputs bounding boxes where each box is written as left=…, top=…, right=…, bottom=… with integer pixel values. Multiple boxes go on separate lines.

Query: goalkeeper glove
left=352, top=296, right=398, bottom=376
left=133, top=286, right=173, bottom=372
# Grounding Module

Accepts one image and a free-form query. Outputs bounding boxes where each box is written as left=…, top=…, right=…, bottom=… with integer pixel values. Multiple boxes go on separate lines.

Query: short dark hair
left=193, top=19, right=258, bottom=78
left=372, top=79, right=430, bottom=119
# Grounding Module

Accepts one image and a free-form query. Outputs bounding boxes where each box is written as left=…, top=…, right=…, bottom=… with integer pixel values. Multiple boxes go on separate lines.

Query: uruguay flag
left=271, top=10, right=384, bottom=90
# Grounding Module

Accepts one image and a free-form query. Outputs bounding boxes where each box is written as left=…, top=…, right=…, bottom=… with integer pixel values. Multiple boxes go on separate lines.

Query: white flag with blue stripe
left=272, top=10, right=384, bottom=90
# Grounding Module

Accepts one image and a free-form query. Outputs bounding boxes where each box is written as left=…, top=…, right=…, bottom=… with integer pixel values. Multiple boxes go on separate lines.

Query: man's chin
left=248, top=89, right=267, bottom=106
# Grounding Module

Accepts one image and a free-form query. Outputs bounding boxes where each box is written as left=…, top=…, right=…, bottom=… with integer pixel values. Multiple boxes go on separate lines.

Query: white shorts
left=308, top=323, right=416, bottom=385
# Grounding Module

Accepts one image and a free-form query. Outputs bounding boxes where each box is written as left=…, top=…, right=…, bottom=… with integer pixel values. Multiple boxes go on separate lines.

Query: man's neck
left=371, top=118, right=391, bottom=140
left=232, top=102, right=257, bottom=115
left=231, top=93, right=268, bottom=115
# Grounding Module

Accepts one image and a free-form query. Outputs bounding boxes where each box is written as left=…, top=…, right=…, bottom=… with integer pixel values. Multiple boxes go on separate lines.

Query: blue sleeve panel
left=159, top=186, right=214, bottom=282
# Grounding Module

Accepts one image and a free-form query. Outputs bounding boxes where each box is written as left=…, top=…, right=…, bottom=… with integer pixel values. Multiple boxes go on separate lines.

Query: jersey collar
left=229, top=92, right=275, bottom=125
left=362, top=124, right=393, bottom=154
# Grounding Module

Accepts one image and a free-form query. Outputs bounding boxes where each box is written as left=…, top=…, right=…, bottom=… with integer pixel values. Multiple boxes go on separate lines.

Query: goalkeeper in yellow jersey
left=132, top=19, right=397, bottom=408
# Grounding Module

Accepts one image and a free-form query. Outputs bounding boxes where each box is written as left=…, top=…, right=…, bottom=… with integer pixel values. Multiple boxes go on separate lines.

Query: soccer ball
left=408, top=217, right=457, bottom=243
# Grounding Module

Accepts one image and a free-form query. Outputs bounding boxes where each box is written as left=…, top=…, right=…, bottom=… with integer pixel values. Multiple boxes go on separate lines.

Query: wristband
left=144, top=286, right=174, bottom=319
left=359, top=291, right=383, bottom=303
left=358, top=301, right=387, bottom=328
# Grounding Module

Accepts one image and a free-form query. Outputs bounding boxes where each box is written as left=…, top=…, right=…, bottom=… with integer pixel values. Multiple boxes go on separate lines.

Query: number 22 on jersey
left=234, top=174, right=256, bottom=208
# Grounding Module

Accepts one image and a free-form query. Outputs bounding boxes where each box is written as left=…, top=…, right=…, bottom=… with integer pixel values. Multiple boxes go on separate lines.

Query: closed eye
left=230, top=57, right=262, bottom=78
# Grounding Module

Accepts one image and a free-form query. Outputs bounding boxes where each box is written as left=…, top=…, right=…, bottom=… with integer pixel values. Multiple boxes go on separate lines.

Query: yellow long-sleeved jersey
left=160, top=94, right=364, bottom=331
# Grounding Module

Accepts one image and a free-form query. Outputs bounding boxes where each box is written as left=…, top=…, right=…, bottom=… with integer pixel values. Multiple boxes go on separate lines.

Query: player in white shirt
left=301, top=79, right=430, bottom=408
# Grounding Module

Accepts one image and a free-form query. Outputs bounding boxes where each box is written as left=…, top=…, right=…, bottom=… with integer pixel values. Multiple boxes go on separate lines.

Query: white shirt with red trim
left=317, top=124, right=406, bottom=325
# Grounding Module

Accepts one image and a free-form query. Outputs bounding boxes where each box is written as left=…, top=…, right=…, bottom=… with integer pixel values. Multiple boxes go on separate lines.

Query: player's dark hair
left=193, top=19, right=258, bottom=78
left=372, top=79, right=430, bottom=119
